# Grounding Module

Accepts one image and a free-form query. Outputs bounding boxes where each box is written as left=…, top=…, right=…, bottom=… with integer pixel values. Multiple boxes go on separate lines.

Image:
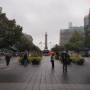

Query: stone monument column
left=45, top=32, right=48, bottom=49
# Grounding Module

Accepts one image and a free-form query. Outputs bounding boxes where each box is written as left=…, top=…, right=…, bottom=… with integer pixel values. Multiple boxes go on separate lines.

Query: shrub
left=19, top=56, right=30, bottom=65
left=29, top=56, right=42, bottom=65
left=77, top=59, right=85, bottom=65
left=70, top=53, right=85, bottom=65
left=19, top=52, right=42, bottom=65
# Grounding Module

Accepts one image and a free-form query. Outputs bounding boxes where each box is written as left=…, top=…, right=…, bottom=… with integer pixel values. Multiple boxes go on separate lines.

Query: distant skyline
left=0, top=0, right=90, bottom=50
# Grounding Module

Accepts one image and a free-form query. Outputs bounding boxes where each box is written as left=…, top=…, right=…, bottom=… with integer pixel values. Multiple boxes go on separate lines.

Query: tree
left=51, top=44, right=64, bottom=52
left=0, top=8, right=22, bottom=48
left=15, top=34, right=33, bottom=51
left=65, top=31, right=84, bottom=50
left=0, top=7, right=41, bottom=53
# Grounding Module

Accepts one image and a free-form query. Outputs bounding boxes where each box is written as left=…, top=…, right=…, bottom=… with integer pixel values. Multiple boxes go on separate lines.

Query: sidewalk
left=0, top=83, right=90, bottom=90
left=0, top=56, right=90, bottom=90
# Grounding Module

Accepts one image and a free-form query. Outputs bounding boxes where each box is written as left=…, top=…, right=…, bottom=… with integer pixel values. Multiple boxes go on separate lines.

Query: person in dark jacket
left=61, top=51, right=70, bottom=72
left=23, top=52, right=28, bottom=66
left=5, top=54, right=11, bottom=66
left=50, top=53, right=55, bottom=69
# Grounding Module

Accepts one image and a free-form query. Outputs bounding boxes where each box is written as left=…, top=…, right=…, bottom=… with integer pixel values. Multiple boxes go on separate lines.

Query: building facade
left=60, top=26, right=84, bottom=46
left=84, top=9, right=90, bottom=48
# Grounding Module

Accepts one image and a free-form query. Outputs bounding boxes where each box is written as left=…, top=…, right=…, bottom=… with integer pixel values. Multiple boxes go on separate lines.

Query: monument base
left=43, top=49, right=49, bottom=56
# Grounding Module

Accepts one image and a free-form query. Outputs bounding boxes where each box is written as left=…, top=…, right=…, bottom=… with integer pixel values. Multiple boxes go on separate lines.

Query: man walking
left=61, top=51, right=70, bottom=72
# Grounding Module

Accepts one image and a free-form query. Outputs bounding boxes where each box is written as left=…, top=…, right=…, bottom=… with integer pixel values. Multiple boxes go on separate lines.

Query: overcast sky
left=0, top=0, right=90, bottom=50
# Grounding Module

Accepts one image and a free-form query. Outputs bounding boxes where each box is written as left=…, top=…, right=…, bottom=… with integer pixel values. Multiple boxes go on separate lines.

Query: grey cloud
left=0, top=0, right=90, bottom=49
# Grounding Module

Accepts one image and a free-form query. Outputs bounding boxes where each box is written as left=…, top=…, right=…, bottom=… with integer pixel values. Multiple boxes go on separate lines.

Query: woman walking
left=50, top=53, right=55, bottom=69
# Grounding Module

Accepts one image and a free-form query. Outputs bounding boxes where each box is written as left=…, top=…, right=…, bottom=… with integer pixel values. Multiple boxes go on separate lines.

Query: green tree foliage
left=0, top=9, right=22, bottom=48
left=15, top=34, right=32, bottom=51
left=0, top=7, right=41, bottom=52
left=51, top=44, right=64, bottom=52
left=15, top=33, right=41, bottom=52
left=65, top=31, right=84, bottom=50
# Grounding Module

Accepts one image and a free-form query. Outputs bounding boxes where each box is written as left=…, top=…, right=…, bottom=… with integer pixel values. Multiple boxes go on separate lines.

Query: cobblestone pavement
left=0, top=56, right=90, bottom=90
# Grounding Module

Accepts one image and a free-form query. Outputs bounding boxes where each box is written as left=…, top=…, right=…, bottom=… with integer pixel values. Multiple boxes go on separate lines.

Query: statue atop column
left=43, top=32, right=49, bottom=56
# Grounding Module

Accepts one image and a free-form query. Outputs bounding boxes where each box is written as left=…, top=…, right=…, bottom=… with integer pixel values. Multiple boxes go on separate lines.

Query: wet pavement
left=0, top=56, right=90, bottom=90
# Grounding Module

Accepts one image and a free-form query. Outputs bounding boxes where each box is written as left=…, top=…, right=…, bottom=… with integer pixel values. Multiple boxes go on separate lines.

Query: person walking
left=61, top=51, right=70, bottom=72
left=23, top=52, right=28, bottom=66
left=50, top=53, right=55, bottom=69
left=5, top=53, right=11, bottom=66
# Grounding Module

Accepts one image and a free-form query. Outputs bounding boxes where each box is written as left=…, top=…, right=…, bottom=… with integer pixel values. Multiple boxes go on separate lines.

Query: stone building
left=60, top=25, right=84, bottom=46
